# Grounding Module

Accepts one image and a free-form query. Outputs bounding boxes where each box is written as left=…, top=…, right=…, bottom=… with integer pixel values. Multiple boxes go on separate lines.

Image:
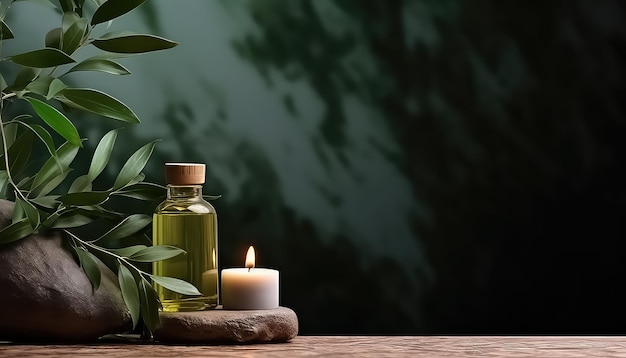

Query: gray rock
left=154, top=306, right=299, bottom=343
left=0, top=199, right=131, bottom=342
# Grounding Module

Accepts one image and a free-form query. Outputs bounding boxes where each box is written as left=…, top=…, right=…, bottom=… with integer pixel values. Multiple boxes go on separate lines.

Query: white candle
left=221, top=246, right=279, bottom=310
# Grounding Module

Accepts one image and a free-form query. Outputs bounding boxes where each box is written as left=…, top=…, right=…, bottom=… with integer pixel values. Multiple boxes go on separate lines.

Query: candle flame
left=245, top=246, right=255, bottom=269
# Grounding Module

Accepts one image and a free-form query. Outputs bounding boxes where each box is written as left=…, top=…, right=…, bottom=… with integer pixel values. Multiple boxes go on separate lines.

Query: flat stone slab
left=153, top=306, right=298, bottom=344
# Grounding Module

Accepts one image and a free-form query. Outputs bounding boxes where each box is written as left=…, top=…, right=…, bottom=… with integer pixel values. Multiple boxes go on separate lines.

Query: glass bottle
left=152, top=163, right=218, bottom=311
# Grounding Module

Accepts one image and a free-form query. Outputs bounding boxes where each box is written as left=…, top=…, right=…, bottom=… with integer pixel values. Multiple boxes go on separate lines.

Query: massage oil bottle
left=153, top=163, right=218, bottom=311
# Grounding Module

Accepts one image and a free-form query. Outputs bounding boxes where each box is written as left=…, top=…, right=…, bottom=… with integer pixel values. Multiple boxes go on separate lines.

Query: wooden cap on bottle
left=165, top=163, right=205, bottom=185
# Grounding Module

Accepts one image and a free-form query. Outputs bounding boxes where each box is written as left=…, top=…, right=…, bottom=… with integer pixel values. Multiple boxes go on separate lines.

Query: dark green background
left=4, top=0, right=626, bottom=334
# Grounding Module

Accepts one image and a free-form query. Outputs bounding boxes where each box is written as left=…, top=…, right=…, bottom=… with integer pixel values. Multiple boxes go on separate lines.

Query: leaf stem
left=64, top=228, right=150, bottom=279
left=1, top=92, right=16, bottom=101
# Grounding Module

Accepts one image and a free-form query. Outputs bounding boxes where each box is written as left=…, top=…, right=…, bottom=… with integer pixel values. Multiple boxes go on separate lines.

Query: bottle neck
left=167, top=185, right=203, bottom=200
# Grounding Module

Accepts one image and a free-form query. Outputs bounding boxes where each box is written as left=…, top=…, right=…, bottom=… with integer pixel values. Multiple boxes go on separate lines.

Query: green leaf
left=114, top=182, right=165, bottom=200
left=31, top=195, right=60, bottom=209
left=11, top=197, right=25, bottom=223
left=95, top=214, right=151, bottom=243
left=49, top=211, right=93, bottom=228
left=15, top=196, right=40, bottom=229
left=67, top=58, right=131, bottom=75
left=91, top=0, right=145, bottom=25
left=47, top=78, right=67, bottom=100
left=61, top=16, right=88, bottom=55
left=24, top=76, right=54, bottom=97
left=75, top=205, right=123, bottom=221
left=68, top=174, right=92, bottom=193
left=25, top=97, right=82, bottom=147
left=11, top=67, right=41, bottom=91
left=61, top=12, right=80, bottom=33
left=92, top=34, right=177, bottom=54
left=99, top=31, right=135, bottom=40
left=88, top=128, right=118, bottom=182
left=0, top=218, right=34, bottom=244
left=31, top=141, right=80, bottom=196
left=45, top=27, right=62, bottom=49
left=59, top=0, right=73, bottom=12
left=36, top=168, right=71, bottom=197
left=40, top=211, right=60, bottom=228
left=15, top=122, right=58, bottom=162
left=7, top=131, right=34, bottom=176
left=127, top=172, right=145, bottom=187
left=15, top=176, right=34, bottom=190
left=76, top=247, right=101, bottom=291
left=58, top=88, right=140, bottom=123
left=127, top=245, right=185, bottom=263
left=113, top=141, right=157, bottom=190
left=118, top=263, right=140, bottom=328
left=139, top=277, right=161, bottom=332
left=108, top=245, right=147, bottom=257
left=1, top=20, right=15, bottom=40
left=0, top=171, right=8, bottom=198
left=150, top=275, right=201, bottom=296
left=8, top=48, right=75, bottom=68
left=2, top=122, right=17, bottom=149
left=57, top=191, right=110, bottom=206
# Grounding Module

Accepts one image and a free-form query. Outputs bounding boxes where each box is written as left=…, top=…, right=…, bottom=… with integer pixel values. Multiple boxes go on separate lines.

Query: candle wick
left=248, top=267, right=251, bottom=272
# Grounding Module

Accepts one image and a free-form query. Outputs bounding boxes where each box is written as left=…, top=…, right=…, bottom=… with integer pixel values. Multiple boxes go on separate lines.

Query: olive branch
left=0, top=0, right=197, bottom=334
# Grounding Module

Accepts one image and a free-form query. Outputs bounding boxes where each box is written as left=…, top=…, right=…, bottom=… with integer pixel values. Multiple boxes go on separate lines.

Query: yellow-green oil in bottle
left=153, top=163, right=218, bottom=312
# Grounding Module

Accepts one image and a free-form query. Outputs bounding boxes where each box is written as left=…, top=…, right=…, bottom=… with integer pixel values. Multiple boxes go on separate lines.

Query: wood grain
left=2, top=336, right=626, bottom=357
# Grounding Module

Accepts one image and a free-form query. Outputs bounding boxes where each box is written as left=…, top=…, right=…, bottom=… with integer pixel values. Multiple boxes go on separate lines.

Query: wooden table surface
left=2, top=336, right=626, bottom=357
